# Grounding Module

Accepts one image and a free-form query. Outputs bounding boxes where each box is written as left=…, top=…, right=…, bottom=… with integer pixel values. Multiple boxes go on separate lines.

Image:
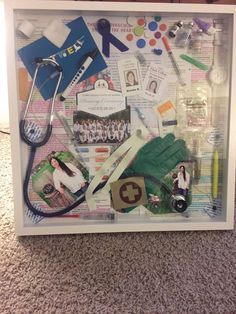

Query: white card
left=142, top=63, right=167, bottom=101
left=77, top=78, right=126, bottom=116
left=118, top=58, right=142, bottom=96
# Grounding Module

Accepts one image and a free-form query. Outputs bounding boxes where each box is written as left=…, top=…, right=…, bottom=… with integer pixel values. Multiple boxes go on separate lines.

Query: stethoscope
left=19, top=57, right=97, bottom=217
left=20, top=57, right=187, bottom=217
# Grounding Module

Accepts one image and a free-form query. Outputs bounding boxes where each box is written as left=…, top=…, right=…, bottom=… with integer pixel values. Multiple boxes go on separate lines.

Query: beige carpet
left=0, top=131, right=236, bottom=314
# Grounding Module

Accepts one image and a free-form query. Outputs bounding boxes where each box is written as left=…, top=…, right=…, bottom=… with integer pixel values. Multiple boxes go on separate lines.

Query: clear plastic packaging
left=176, top=82, right=212, bottom=130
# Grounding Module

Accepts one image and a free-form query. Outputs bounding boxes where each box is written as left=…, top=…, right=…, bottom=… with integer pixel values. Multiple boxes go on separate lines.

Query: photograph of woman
left=49, top=156, right=88, bottom=198
left=147, top=80, right=158, bottom=94
left=174, top=165, right=190, bottom=197
left=125, top=70, right=138, bottom=87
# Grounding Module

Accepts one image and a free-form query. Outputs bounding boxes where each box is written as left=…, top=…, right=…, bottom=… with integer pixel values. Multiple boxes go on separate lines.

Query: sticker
left=153, top=100, right=177, bottom=137
left=110, top=177, right=148, bottom=210
left=136, top=38, right=146, bottom=48
left=137, top=18, right=146, bottom=26
left=118, top=57, right=142, bottom=97
left=149, top=39, right=157, bottom=46
left=148, top=21, right=158, bottom=31
left=144, top=30, right=153, bottom=38
left=160, top=23, right=167, bottom=31
left=133, top=25, right=145, bottom=37
left=126, top=33, right=134, bottom=41
left=154, top=16, right=162, bottom=22
left=127, top=16, right=138, bottom=26
left=154, top=31, right=162, bottom=39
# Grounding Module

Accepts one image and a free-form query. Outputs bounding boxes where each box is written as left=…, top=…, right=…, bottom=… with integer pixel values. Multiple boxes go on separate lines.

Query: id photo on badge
left=146, top=79, right=159, bottom=94
left=125, top=69, right=138, bottom=87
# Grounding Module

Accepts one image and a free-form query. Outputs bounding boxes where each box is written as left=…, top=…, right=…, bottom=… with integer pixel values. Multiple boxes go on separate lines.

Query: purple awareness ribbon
left=97, top=18, right=129, bottom=57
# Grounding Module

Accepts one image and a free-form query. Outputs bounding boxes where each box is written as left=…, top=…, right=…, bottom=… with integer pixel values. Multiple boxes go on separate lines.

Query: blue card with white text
left=18, top=16, right=107, bottom=100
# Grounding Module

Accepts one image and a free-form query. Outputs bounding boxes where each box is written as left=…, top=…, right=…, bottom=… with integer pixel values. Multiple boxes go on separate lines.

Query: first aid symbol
left=110, top=177, right=148, bottom=210
left=119, top=182, right=142, bottom=204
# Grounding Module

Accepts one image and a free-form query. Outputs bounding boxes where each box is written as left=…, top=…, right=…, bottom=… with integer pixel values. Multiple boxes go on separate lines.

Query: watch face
left=209, top=67, right=227, bottom=85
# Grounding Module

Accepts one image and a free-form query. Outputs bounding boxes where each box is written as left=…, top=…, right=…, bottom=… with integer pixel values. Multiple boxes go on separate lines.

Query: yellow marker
left=212, top=150, right=219, bottom=199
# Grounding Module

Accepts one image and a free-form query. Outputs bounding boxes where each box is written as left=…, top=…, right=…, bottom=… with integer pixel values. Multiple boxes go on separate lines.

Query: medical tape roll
left=85, top=127, right=149, bottom=210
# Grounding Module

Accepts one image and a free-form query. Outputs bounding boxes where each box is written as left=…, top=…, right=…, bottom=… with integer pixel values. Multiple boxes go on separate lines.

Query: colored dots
left=137, top=18, right=146, bottom=26
left=126, top=16, right=137, bottom=26
left=154, top=16, right=162, bottom=22
left=149, top=38, right=157, bottom=46
left=154, top=31, right=162, bottom=39
left=160, top=23, right=167, bottom=31
left=126, top=33, right=134, bottom=41
left=148, top=21, right=158, bottom=31
left=144, top=30, right=153, bottom=38
left=134, top=26, right=145, bottom=37
left=136, top=38, right=146, bottom=48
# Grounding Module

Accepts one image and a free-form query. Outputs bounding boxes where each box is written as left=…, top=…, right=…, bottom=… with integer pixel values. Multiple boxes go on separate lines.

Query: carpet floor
left=0, top=131, right=236, bottom=314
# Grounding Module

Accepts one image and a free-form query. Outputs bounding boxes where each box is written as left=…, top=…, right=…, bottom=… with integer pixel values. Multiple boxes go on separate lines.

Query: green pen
left=180, top=54, right=209, bottom=71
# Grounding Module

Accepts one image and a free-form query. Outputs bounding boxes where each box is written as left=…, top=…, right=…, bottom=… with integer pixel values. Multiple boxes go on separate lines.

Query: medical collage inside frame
left=7, top=1, right=236, bottom=235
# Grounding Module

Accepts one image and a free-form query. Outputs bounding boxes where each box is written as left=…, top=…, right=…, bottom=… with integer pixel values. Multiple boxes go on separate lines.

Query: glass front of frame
left=12, top=7, right=234, bottom=233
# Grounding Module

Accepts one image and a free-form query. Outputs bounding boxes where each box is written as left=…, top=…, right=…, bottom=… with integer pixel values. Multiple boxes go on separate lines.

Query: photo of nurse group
left=12, top=1, right=235, bottom=234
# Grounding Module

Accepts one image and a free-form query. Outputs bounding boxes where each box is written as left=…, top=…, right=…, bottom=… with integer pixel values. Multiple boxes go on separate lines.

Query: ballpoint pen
left=60, top=49, right=98, bottom=101
left=162, top=36, right=186, bottom=86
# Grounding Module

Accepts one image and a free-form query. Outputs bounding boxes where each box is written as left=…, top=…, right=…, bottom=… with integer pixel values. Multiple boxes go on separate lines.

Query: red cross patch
left=110, top=177, right=147, bottom=210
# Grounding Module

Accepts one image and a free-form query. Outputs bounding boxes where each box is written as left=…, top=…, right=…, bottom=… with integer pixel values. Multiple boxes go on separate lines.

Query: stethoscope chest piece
left=171, top=194, right=188, bottom=213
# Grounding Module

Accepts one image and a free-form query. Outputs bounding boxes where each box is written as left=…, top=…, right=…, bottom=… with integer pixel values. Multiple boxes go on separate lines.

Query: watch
left=208, top=20, right=227, bottom=86
left=208, top=66, right=227, bottom=85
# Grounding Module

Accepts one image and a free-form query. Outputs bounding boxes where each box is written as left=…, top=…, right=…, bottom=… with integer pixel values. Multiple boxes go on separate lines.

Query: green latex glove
left=122, top=133, right=189, bottom=213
